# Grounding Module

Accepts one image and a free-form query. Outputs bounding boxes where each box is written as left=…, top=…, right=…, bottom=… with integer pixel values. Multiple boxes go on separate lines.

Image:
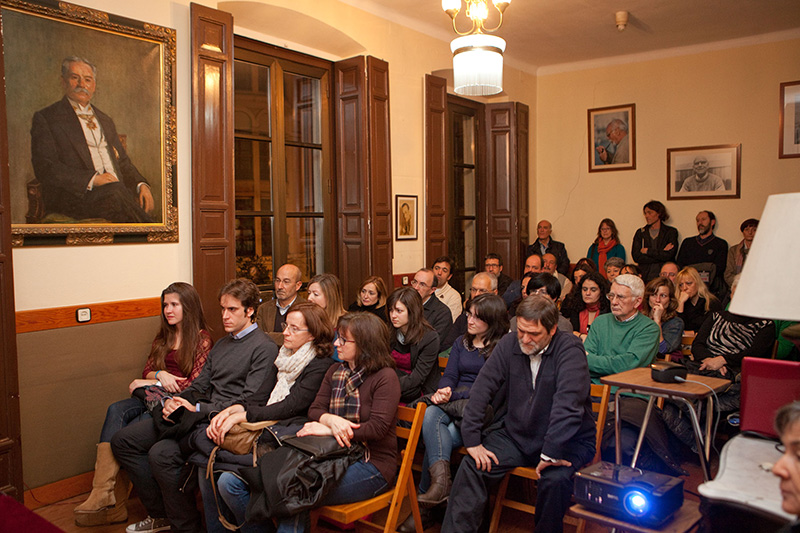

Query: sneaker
left=125, top=516, right=171, bottom=532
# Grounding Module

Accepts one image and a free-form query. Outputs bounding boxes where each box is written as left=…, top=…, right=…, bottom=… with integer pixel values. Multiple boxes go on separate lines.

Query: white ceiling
left=339, top=0, right=800, bottom=72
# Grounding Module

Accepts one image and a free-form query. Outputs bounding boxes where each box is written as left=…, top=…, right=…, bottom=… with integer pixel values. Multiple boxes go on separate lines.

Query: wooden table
left=568, top=500, right=702, bottom=533
left=601, top=367, right=730, bottom=481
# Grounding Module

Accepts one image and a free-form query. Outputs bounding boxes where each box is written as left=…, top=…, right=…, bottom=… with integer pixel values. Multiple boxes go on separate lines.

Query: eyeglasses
left=410, top=279, right=430, bottom=289
left=484, top=262, right=501, bottom=268
left=334, top=336, right=356, bottom=346
left=606, top=292, right=630, bottom=301
left=530, top=287, right=548, bottom=296
left=282, top=323, right=309, bottom=335
left=470, top=287, right=490, bottom=295
left=776, top=442, right=786, bottom=454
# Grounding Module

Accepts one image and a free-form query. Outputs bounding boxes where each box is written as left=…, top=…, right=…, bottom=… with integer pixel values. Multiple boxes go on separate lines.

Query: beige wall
left=534, top=38, right=800, bottom=264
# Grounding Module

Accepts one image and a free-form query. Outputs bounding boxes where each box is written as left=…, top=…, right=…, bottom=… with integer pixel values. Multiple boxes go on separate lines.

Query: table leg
left=630, top=396, right=656, bottom=469
left=677, top=397, right=710, bottom=481
left=614, top=390, right=622, bottom=464
left=704, top=396, right=714, bottom=461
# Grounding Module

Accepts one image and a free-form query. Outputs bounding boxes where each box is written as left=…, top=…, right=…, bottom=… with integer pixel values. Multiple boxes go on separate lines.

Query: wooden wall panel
left=191, top=3, right=234, bottom=340
left=425, top=75, right=448, bottom=263
left=15, top=298, right=160, bottom=334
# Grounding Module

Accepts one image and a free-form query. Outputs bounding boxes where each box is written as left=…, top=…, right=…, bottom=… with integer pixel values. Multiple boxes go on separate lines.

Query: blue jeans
left=99, top=397, right=150, bottom=442
left=214, top=460, right=388, bottom=533
left=419, top=404, right=462, bottom=492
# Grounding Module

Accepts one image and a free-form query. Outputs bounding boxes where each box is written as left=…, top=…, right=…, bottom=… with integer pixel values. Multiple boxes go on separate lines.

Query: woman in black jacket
left=632, top=200, right=679, bottom=281
left=387, top=287, right=441, bottom=403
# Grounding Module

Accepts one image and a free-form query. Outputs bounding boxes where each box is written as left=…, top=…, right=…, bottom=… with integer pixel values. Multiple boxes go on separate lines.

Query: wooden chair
left=311, top=403, right=427, bottom=533
left=487, top=383, right=611, bottom=533
left=681, top=333, right=695, bottom=358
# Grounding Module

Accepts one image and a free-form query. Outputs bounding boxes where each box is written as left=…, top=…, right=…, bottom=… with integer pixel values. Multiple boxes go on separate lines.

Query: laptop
left=740, top=356, right=800, bottom=438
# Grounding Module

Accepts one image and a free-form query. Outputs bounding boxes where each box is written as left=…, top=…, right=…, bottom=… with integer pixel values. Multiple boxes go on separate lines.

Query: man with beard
left=442, top=296, right=596, bottom=533
left=255, top=263, right=306, bottom=346
left=677, top=210, right=729, bottom=296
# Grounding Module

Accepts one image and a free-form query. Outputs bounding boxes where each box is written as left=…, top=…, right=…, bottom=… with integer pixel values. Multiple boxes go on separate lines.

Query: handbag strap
left=206, top=445, right=254, bottom=532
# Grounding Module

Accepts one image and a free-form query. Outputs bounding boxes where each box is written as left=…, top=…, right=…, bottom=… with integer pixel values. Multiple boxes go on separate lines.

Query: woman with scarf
left=214, top=312, right=400, bottom=533
left=198, top=302, right=335, bottom=533
left=566, top=270, right=611, bottom=340
left=587, top=218, right=626, bottom=278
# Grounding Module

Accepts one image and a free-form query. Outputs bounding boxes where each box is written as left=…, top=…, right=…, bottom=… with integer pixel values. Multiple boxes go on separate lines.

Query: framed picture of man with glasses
left=588, top=103, right=636, bottom=173
left=667, top=144, right=741, bottom=200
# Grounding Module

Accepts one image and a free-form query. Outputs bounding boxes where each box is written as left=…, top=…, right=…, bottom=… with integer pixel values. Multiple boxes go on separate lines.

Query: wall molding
left=15, top=298, right=161, bottom=334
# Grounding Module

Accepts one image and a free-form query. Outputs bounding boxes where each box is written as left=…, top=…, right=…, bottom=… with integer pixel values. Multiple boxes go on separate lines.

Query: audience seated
left=388, top=287, right=441, bottom=403
left=559, top=260, right=594, bottom=320
left=566, top=270, right=610, bottom=340
left=542, top=252, right=573, bottom=301
left=677, top=210, right=729, bottom=299
left=502, top=252, right=543, bottom=307
left=604, top=256, right=625, bottom=283
left=512, top=273, right=573, bottom=334
left=659, top=261, right=679, bottom=284
left=400, top=295, right=509, bottom=532
left=219, top=312, right=401, bottom=533
left=724, top=218, right=759, bottom=288
left=73, top=283, right=212, bottom=527
left=675, top=266, right=722, bottom=333
left=255, top=264, right=306, bottom=346
left=641, top=277, right=684, bottom=358
left=348, top=275, right=389, bottom=323
left=587, top=218, right=626, bottom=276
left=442, top=296, right=596, bottom=533
left=432, top=256, right=463, bottom=321
left=484, top=253, right=513, bottom=297
left=412, top=268, right=453, bottom=350
left=507, top=272, right=533, bottom=318
left=195, top=303, right=335, bottom=533
left=307, top=273, right=347, bottom=331
left=584, top=274, right=660, bottom=384
left=527, top=219, right=570, bottom=275
left=443, top=272, right=497, bottom=350
left=112, top=279, right=277, bottom=533
left=632, top=200, right=679, bottom=282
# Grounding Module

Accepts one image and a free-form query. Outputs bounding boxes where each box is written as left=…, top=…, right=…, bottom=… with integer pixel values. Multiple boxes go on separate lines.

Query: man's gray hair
left=775, top=401, right=800, bottom=437
left=608, top=118, right=628, bottom=133
left=62, top=56, right=97, bottom=78
left=516, top=295, right=558, bottom=332
left=473, top=271, right=497, bottom=291
left=613, top=274, right=644, bottom=299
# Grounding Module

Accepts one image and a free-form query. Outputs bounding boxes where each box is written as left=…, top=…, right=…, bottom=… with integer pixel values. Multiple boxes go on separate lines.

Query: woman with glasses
left=641, top=277, right=684, bottom=357
left=566, top=270, right=610, bottom=340
left=674, top=266, right=722, bottom=333
left=387, top=287, right=441, bottom=403
left=348, top=275, right=389, bottom=322
left=214, top=312, right=401, bottom=533
left=197, top=302, right=335, bottom=533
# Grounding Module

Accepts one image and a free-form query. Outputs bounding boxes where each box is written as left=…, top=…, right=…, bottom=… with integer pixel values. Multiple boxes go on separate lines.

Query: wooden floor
left=32, top=459, right=710, bottom=533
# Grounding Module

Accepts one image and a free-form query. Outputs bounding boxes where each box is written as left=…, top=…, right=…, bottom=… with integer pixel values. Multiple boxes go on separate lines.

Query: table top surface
left=569, top=500, right=702, bottom=533
left=601, top=367, right=731, bottom=400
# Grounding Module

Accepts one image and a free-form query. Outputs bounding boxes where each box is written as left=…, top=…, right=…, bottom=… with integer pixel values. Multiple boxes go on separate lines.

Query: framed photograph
left=667, top=144, right=741, bottom=200
left=780, top=80, right=800, bottom=158
left=588, top=103, right=636, bottom=172
left=396, top=195, right=418, bottom=241
left=2, top=0, right=177, bottom=246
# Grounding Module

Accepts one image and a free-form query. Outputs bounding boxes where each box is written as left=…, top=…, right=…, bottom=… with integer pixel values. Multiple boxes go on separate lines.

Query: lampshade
left=729, top=192, right=800, bottom=321
left=450, top=34, right=506, bottom=96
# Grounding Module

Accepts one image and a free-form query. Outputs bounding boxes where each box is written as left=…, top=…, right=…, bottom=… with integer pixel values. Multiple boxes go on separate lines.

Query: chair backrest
left=589, top=383, right=611, bottom=464
left=740, top=357, right=800, bottom=438
left=681, top=333, right=695, bottom=357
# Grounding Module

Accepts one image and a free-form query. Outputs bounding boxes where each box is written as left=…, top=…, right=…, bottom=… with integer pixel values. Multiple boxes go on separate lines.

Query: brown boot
left=74, top=443, right=129, bottom=526
left=417, top=460, right=451, bottom=507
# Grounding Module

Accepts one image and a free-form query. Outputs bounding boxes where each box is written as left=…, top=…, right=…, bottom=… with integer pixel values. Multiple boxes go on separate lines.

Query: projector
left=574, top=462, right=684, bottom=527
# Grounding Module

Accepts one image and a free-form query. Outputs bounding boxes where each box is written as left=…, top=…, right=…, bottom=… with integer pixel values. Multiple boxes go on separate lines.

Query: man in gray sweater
left=112, top=279, right=276, bottom=533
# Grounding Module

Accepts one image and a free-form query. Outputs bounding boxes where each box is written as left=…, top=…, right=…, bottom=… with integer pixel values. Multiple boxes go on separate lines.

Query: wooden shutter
left=425, top=74, right=448, bottom=263
left=191, top=3, right=234, bottom=339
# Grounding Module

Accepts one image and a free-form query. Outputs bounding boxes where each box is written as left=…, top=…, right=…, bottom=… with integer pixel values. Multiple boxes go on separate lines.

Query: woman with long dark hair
left=387, top=287, right=441, bottom=403
left=567, top=270, right=611, bottom=339
left=587, top=218, right=626, bottom=276
left=74, top=282, right=211, bottom=527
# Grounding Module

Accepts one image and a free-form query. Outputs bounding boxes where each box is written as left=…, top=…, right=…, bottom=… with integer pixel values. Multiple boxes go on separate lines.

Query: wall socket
left=76, top=308, right=91, bottom=323
left=402, top=276, right=409, bottom=285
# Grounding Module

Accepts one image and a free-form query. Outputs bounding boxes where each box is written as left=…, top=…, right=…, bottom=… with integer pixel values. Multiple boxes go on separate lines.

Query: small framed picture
left=779, top=80, right=800, bottom=158
left=396, top=195, right=418, bottom=241
left=667, top=144, right=741, bottom=200
left=588, top=103, right=636, bottom=172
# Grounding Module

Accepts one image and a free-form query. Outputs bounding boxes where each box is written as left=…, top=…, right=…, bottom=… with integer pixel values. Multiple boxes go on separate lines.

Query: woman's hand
left=297, top=421, right=333, bottom=438
left=431, top=387, right=452, bottom=405
left=319, top=413, right=360, bottom=448
left=158, top=371, right=186, bottom=393
left=162, top=396, right=194, bottom=419
left=128, top=378, right=153, bottom=394
left=699, top=355, right=728, bottom=375
left=206, top=410, right=247, bottom=445
left=651, top=303, right=664, bottom=324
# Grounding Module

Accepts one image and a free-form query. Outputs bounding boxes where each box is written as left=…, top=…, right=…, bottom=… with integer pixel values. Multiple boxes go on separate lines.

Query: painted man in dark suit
left=30, top=56, right=154, bottom=223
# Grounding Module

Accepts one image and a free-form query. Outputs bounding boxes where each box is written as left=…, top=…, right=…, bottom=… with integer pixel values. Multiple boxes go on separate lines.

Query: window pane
left=454, top=167, right=476, bottom=217
left=285, top=147, right=322, bottom=213
left=234, top=61, right=271, bottom=137
left=286, top=217, right=325, bottom=281
left=236, top=216, right=274, bottom=287
left=460, top=219, right=477, bottom=271
left=235, top=139, right=272, bottom=212
left=453, top=113, right=475, bottom=165
left=284, top=73, right=321, bottom=144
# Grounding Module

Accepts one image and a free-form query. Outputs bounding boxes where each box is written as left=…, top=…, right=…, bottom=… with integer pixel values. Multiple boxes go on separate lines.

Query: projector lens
left=624, top=490, right=649, bottom=517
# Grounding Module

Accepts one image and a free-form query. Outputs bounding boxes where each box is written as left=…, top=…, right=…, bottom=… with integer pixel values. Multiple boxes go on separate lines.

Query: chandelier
left=442, top=0, right=511, bottom=96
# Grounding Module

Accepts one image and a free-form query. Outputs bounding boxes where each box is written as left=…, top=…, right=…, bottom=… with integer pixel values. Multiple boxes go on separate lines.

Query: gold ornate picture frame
left=2, top=0, right=177, bottom=246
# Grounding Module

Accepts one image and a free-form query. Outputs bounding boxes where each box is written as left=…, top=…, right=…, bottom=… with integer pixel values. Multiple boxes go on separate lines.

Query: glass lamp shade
left=450, top=34, right=505, bottom=96
left=729, top=192, right=800, bottom=321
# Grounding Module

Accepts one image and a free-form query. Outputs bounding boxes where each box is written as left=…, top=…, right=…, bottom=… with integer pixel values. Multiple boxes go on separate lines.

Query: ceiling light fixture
left=615, top=11, right=629, bottom=32
left=442, top=0, right=510, bottom=96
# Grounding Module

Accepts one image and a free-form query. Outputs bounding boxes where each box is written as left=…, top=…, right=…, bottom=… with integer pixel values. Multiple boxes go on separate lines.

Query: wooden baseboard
left=16, top=297, right=161, bottom=334
left=24, top=471, right=93, bottom=511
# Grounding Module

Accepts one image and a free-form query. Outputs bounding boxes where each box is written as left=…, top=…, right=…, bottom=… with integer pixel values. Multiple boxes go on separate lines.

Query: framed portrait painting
left=588, top=103, right=636, bottom=172
left=780, top=80, right=800, bottom=158
left=667, top=144, right=741, bottom=200
left=396, top=195, right=418, bottom=241
left=1, top=0, right=177, bottom=246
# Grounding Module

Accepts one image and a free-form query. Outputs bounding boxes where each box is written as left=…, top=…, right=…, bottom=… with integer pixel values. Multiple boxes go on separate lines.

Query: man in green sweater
left=585, top=274, right=659, bottom=383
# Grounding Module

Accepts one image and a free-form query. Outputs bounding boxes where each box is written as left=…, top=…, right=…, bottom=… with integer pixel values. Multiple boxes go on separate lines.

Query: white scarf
left=267, top=341, right=317, bottom=405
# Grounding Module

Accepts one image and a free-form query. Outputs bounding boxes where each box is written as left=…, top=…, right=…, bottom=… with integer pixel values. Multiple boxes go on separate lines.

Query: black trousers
left=441, top=427, right=593, bottom=533
left=110, top=418, right=201, bottom=533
